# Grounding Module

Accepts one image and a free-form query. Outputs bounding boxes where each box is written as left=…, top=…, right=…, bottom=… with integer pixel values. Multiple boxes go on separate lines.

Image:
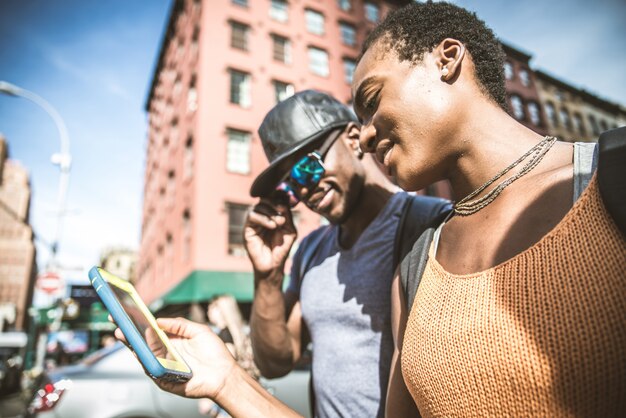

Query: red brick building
left=0, top=135, right=37, bottom=331
left=136, top=0, right=410, bottom=310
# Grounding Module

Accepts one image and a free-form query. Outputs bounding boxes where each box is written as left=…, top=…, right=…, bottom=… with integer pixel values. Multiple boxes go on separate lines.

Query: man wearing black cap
left=245, top=90, right=448, bottom=418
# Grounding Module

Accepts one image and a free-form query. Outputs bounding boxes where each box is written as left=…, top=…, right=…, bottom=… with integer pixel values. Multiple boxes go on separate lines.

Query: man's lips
left=307, top=184, right=333, bottom=209
left=375, top=140, right=394, bottom=166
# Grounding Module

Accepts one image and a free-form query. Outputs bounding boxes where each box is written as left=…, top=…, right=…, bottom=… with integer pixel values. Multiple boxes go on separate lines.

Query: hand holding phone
left=89, top=267, right=192, bottom=382
left=244, top=196, right=297, bottom=278
left=125, top=317, right=239, bottom=400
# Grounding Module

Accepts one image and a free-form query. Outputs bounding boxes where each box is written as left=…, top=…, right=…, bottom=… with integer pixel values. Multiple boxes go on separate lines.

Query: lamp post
left=0, top=81, right=72, bottom=270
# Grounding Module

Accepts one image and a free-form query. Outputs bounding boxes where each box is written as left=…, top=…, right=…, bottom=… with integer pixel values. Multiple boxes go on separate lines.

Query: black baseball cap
left=250, top=90, right=358, bottom=198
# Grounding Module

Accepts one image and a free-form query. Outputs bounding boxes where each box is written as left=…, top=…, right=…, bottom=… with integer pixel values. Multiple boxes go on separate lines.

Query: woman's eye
left=363, top=91, right=379, bottom=111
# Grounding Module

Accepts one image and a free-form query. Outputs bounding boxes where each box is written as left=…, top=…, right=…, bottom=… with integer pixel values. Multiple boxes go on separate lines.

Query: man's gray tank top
left=288, top=192, right=409, bottom=418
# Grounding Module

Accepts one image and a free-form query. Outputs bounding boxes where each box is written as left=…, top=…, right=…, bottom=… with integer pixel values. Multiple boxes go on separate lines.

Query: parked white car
left=27, top=343, right=311, bottom=418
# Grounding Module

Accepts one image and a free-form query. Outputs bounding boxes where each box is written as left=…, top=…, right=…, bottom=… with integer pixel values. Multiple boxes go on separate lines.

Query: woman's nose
left=358, top=122, right=377, bottom=154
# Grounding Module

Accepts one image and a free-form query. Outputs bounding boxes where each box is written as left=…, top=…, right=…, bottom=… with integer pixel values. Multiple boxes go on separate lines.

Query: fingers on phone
left=114, top=328, right=130, bottom=347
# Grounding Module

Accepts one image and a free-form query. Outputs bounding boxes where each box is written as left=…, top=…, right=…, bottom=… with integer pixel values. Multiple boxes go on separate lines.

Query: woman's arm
left=385, top=268, right=421, bottom=418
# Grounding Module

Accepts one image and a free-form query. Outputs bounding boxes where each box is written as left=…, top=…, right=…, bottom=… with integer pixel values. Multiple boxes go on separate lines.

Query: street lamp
left=0, top=80, right=72, bottom=270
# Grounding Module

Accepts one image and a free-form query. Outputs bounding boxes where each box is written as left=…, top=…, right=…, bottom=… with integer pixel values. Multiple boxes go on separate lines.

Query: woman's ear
left=435, top=38, right=466, bottom=82
left=345, top=123, right=364, bottom=159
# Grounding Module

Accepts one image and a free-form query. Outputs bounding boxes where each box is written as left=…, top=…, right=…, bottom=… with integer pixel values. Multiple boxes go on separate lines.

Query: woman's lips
left=383, top=145, right=393, bottom=167
left=375, top=140, right=394, bottom=167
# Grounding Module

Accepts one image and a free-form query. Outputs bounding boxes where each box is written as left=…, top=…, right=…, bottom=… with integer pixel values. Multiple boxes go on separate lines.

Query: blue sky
left=0, top=0, right=624, bottom=287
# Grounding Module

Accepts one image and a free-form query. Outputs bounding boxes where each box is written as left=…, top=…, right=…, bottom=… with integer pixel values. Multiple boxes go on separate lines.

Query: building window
left=230, top=21, right=249, bottom=51
left=229, top=69, right=251, bottom=108
left=226, top=128, right=251, bottom=174
left=232, top=0, right=247, bottom=7
left=227, top=203, right=250, bottom=256
left=182, top=209, right=191, bottom=262
left=504, top=61, right=514, bottom=80
left=339, top=22, right=356, bottom=46
left=364, top=2, right=379, bottom=22
left=554, top=89, right=565, bottom=102
left=560, top=108, right=572, bottom=130
left=272, top=34, right=291, bottom=64
left=588, top=115, right=600, bottom=135
left=343, top=58, right=356, bottom=84
left=191, top=26, right=200, bottom=59
left=305, top=9, right=325, bottom=35
left=270, top=0, right=288, bottom=22
left=545, top=102, right=558, bottom=126
left=173, top=75, right=182, bottom=98
left=273, top=80, right=294, bottom=103
left=510, top=95, right=524, bottom=120
left=599, top=119, right=608, bottom=132
left=308, top=47, right=329, bottom=77
left=167, top=170, right=176, bottom=207
left=165, top=233, right=173, bottom=282
left=527, top=102, right=541, bottom=126
left=337, top=0, right=351, bottom=11
left=519, top=69, right=531, bottom=87
left=573, top=113, right=585, bottom=136
left=184, top=135, right=194, bottom=180
left=187, top=74, right=197, bottom=113
left=170, top=118, right=179, bottom=145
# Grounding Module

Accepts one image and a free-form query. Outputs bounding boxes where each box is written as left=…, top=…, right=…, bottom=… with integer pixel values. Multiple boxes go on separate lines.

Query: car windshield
left=81, top=342, right=124, bottom=366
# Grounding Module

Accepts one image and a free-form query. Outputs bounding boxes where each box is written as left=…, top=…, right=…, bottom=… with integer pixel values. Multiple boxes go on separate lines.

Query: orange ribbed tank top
left=401, top=175, right=626, bottom=417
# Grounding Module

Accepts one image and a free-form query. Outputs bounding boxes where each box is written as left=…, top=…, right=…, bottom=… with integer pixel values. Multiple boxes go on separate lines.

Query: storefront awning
left=150, top=270, right=255, bottom=311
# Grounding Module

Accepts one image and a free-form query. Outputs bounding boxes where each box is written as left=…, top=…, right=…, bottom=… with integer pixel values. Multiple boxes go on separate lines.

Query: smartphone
left=88, top=266, right=192, bottom=382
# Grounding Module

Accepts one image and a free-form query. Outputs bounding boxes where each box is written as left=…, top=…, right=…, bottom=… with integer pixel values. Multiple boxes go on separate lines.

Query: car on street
left=27, top=342, right=311, bottom=418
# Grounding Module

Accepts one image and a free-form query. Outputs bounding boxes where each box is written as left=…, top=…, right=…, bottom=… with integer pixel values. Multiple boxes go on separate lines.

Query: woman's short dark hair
left=360, top=1, right=507, bottom=109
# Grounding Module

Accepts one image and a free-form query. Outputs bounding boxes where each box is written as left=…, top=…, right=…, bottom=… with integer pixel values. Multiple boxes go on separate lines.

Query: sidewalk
left=0, top=390, right=30, bottom=418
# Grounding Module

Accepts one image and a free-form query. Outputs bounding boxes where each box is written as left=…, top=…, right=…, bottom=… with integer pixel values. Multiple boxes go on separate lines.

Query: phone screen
left=109, top=285, right=171, bottom=360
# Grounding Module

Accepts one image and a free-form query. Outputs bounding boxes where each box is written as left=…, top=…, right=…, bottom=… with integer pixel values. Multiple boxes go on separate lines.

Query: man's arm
left=244, top=199, right=302, bottom=378
left=250, top=275, right=304, bottom=378
left=386, top=267, right=420, bottom=418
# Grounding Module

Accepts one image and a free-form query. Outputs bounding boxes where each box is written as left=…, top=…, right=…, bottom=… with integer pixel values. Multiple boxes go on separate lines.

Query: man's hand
left=244, top=199, right=297, bottom=281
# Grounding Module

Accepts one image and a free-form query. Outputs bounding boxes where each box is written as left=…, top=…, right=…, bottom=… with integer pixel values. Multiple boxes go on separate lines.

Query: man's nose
left=358, top=122, right=377, bottom=154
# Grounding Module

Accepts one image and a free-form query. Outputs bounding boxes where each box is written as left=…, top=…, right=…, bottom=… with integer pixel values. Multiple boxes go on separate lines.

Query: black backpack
left=298, top=193, right=452, bottom=310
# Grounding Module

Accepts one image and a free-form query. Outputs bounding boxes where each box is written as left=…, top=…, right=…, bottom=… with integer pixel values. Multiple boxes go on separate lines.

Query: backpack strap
left=399, top=208, right=452, bottom=310
left=393, top=194, right=452, bottom=269
left=597, top=126, right=626, bottom=238
left=393, top=194, right=452, bottom=310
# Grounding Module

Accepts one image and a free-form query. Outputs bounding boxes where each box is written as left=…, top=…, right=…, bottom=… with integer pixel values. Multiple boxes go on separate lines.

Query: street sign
left=36, top=271, right=63, bottom=294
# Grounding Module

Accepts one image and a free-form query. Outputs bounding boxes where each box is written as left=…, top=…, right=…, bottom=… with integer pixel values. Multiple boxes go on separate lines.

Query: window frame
left=270, top=0, right=289, bottom=22
left=226, top=128, right=252, bottom=175
left=271, top=34, right=291, bottom=64
left=227, top=202, right=251, bottom=256
left=364, top=1, right=380, bottom=22
left=308, top=46, right=329, bottom=77
left=305, top=9, right=325, bottom=36
left=229, top=69, right=251, bottom=108
left=230, top=20, right=250, bottom=51
left=339, top=21, right=356, bottom=46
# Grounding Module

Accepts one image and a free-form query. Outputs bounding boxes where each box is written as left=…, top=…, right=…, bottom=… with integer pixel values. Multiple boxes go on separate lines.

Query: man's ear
left=435, top=38, right=466, bottom=82
left=345, top=122, right=364, bottom=159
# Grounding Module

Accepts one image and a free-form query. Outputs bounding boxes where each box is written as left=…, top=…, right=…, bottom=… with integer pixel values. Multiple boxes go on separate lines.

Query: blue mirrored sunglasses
left=277, top=152, right=326, bottom=207
left=274, top=127, right=344, bottom=207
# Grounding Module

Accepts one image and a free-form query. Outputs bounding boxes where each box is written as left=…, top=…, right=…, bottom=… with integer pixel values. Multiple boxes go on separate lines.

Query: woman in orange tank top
left=352, top=2, right=625, bottom=417
left=112, top=3, right=623, bottom=417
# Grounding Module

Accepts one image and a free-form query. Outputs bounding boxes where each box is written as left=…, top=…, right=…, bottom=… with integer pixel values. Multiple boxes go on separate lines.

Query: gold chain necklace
left=454, top=136, right=557, bottom=216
